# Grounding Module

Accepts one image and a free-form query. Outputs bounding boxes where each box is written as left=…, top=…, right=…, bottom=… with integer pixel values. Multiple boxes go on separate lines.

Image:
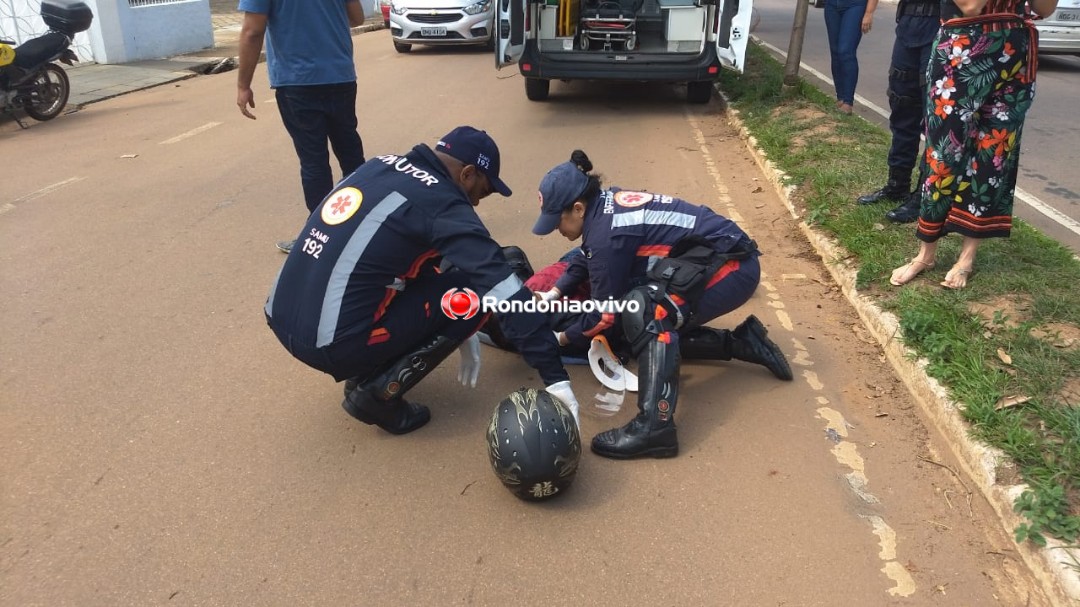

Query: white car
left=388, top=0, right=495, bottom=53
left=1036, top=0, right=1080, bottom=55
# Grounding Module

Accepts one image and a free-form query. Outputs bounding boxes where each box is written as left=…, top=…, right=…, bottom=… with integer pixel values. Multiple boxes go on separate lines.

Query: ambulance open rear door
left=495, top=0, right=527, bottom=69
left=715, top=0, right=752, bottom=73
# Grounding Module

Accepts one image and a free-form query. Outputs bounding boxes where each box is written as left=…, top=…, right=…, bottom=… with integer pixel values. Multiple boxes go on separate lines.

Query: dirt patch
left=968, top=296, right=1080, bottom=352
left=968, top=294, right=1034, bottom=329
left=1056, top=376, right=1080, bottom=408
left=1029, top=322, right=1080, bottom=350
left=771, top=106, right=844, bottom=154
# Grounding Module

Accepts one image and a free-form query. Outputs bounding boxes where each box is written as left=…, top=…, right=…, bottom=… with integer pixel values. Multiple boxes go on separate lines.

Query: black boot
left=857, top=167, right=911, bottom=205
left=592, top=338, right=680, bottom=459
left=340, top=335, right=459, bottom=434
left=342, top=390, right=431, bottom=435
left=886, top=191, right=920, bottom=224
left=680, top=316, right=793, bottom=380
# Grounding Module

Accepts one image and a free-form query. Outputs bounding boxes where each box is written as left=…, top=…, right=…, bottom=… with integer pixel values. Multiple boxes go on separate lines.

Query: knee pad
left=886, top=87, right=921, bottom=109
left=365, top=335, right=459, bottom=400
left=621, top=285, right=683, bottom=357
left=888, top=67, right=917, bottom=83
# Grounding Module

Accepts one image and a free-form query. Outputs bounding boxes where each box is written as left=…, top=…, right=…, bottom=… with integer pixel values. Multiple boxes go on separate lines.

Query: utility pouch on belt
left=647, top=235, right=756, bottom=307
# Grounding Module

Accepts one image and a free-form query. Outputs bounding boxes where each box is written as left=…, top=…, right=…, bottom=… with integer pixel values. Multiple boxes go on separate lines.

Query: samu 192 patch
left=320, top=187, right=363, bottom=226
left=613, top=190, right=653, bottom=208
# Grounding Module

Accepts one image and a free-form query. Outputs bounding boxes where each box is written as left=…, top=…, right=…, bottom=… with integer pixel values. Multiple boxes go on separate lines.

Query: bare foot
left=890, top=258, right=936, bottom=286
left=941, top=265, right=973, bottom=289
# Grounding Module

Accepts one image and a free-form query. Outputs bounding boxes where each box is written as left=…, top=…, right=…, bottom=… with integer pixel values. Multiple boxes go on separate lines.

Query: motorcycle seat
left=13, top=32, right=69, bottom=69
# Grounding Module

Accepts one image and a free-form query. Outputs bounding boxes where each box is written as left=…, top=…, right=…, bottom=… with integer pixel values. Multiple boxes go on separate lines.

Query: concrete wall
left=127, top=0, right=214, bottom=62
left=0, top=0, right=214, bottom=65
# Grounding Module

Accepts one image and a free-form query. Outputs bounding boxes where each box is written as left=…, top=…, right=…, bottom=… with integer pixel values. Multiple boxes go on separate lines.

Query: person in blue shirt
left=265, top=127, right=580, bottom=435
left=236, top=0, right=367, bottom=253
left=530, top=151, right=792, bottom=460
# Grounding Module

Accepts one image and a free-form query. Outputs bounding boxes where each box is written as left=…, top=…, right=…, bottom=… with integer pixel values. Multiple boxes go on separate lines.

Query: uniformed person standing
left=265, top=126, right=580, bottom=434
left=855, top=0, right=941, bottom=223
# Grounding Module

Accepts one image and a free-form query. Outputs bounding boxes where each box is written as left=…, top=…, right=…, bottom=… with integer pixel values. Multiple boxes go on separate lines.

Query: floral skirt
left=916, top=20, right=1036, bottom=242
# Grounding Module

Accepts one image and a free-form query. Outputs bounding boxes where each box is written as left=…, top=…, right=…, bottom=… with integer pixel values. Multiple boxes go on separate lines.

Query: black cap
left=435, top=126, right=512, bottom=196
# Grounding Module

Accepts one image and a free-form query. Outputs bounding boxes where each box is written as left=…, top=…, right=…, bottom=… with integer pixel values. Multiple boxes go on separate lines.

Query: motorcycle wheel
left=24, top=63, right=69, bottom=122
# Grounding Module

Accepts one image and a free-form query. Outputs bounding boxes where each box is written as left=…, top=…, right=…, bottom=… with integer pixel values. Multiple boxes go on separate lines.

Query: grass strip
left=718, top=41, right=1080, bottom=547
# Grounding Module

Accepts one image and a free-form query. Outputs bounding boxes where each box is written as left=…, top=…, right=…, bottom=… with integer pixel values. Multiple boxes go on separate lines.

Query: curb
left=716, top=88, right=1080, bottom=605
left=70, top=68, right=201, bottom=112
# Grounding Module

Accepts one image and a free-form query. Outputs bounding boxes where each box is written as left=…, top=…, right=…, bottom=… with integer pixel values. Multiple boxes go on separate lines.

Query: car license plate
left=421, top=26, right=447, bottom=36
left=1056, top=8, right=1079, bottom=21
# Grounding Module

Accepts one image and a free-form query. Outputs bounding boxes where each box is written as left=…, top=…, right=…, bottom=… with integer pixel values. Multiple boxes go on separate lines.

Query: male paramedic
left=265, top=126, right=580, bottom=434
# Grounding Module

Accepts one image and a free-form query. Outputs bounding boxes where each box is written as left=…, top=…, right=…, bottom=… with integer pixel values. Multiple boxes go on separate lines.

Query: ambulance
left=495, top=0, right=753, bottom=103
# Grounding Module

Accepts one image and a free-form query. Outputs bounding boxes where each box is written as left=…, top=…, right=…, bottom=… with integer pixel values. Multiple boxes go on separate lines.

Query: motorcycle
left=0, top=0, right=93, bottom=127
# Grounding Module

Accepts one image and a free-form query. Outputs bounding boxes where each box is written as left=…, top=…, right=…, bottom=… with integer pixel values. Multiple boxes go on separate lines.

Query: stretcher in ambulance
left=495, top=0, right=752, bottom=103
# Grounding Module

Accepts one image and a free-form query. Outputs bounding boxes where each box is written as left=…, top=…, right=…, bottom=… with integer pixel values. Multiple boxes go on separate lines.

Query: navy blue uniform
left=265, top=144, right=567, bottom=385
left=553, top=188, right=760, bottom=347
left=886, top=0, right=940, bottom=173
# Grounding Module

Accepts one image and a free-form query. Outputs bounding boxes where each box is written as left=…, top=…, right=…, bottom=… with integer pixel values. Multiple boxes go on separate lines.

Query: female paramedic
left=530, top=151, right=792, bottom=460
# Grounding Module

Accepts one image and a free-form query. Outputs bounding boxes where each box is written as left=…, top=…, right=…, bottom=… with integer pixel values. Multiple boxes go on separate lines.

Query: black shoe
left=857, top=185, right=910, bottom=206
left=343, top=377, right=359, bottom=398
left=276, top=239, right=296, bottom=253
left=342, top=389, right=430, bottom=435
left=732, top=315, right=793, bottom=381
left=591, top=416, right=678, bottom=459
left=886, top=199, right=920, bottom=224
left=856, top=168, right=911, bottom=205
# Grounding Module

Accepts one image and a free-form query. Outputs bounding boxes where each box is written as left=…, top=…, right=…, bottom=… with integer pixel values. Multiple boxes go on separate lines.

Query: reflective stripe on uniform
left=484, top=273, right=524, bottom=301
left=317, top=192, right=408, bottom=347
left=612, top=209, right=697, bottom=230
left=583, top=312, right=616, bottom=337
left=264, top=264, right=287, bottom=319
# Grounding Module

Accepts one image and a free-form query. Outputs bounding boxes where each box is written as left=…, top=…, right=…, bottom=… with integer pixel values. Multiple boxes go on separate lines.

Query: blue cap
left=531, top=161, right=590, bottom=235
left=435, top=126, right=512, bottom=197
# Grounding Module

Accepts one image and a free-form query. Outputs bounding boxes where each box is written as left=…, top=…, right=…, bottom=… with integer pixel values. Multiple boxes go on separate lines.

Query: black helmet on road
left=486, top=388, right=581, bottom=501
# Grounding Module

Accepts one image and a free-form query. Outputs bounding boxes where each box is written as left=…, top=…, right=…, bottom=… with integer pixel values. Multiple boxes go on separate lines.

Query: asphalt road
left=0, top=30, right=1056, bottom=605
left=751, top=0, right=1080, bottom=254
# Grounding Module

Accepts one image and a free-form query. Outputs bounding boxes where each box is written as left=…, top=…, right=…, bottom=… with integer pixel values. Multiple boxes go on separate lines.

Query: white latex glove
left=457, top=334, right=481, bottom=388
left=545, top=380, right=581, bottom=428
left=535, top=287, right=561, bottom=302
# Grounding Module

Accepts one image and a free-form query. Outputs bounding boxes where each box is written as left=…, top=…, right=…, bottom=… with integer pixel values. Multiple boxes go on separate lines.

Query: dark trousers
left=275, top=82, right=366, bottom=212
left=885, top=13, right=939, bottom=173
left=686, top=255, right=761, bottom=327
left=276, top=271, right=483, bottom=382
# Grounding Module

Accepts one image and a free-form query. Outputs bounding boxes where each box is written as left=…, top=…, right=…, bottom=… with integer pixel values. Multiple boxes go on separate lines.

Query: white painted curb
left=720, top=98, right=1080, bottom=606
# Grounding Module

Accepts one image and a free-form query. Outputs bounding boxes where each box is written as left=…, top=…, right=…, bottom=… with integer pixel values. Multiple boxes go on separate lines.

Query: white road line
left=12, top=176, right=85, bottom=203
left=1, top=176, right=85, bottom=216
left=1016, top=188, right=1080, bottom=236
left=160, top=122, right=222, bottom=145
left=754, top=38, right=1080, bottom=240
